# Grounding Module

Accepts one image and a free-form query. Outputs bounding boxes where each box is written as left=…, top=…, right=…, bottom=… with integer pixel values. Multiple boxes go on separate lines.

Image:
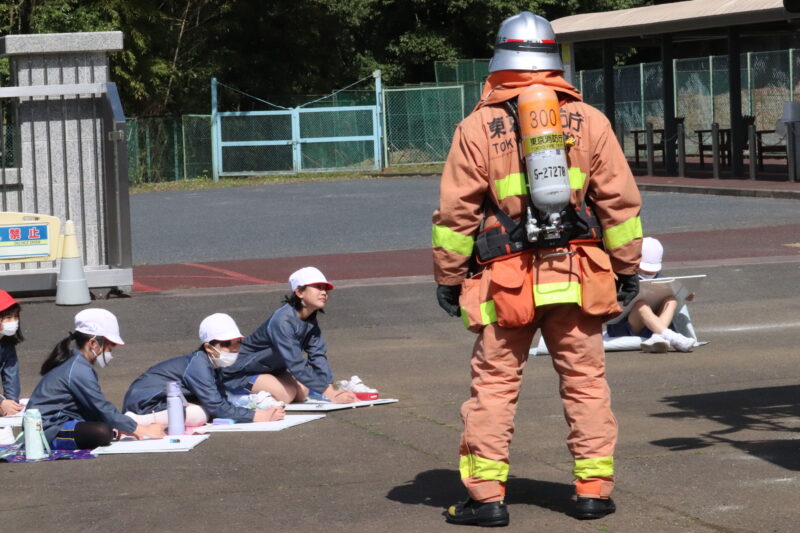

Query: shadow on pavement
left=650, top=384, right=800, bottom=470
left=386, top=468, right=574, bottom=514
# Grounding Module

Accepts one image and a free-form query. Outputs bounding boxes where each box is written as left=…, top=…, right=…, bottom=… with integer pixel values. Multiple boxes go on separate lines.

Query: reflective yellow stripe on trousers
left=460, top=454, right=510, bottom=482
left=573, top=456, right=614, bottom=479
left=432, top=225, right=474, bottom=257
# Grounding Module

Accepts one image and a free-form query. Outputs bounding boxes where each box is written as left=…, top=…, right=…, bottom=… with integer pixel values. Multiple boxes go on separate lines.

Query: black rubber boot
left=444, top=498, right=509, bottom=527
left=573, top=497, right=616, bottom=520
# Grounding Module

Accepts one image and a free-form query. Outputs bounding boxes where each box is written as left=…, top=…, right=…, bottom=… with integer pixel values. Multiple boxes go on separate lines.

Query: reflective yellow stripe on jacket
left=495, top=172, right=526, bottom=201
left=460, top=454, right=510, bottom=482
left=432, top=225, right=474, bottom=257
left=568, top=167, right=586, bottom=190
left=461, top=300, right=497, bottom=329
left=603, top=216, right=642, bottom=250
left=534, top=281, right=581, bottom=307
left=573, top=456, right=614, bottom=479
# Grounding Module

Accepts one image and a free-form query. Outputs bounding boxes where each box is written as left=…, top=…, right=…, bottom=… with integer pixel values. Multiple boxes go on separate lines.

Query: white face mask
left=209, top=345, right=239, bottom=369
left=90, top=341, right=113, bottom=368
left=1, top=320, right=19, bottom=337
left=95, top=351, right=113, bottom=368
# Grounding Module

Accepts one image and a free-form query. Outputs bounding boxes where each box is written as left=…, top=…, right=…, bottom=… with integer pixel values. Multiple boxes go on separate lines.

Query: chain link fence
left=578, top=49, right=797, bottom=156
left=383, top=85, right=464, bottom=165
left=127, top=49, right=799, bottom=182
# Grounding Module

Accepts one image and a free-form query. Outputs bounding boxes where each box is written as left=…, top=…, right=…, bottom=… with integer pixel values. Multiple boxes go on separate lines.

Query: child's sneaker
left=337, top=375, right=379, bottom=400
left=641, top=334, right=669, bottom=353
left=661, top=328, right=695, bottom=352
left=247, top=391, right=285, bottom=409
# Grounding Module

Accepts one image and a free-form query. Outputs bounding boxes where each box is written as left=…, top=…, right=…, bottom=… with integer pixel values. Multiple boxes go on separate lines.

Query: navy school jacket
left=0, top=343, right=20, bottom=402
left=220, top=303, right=332, bottom=394
left=122, top=350, right=254, bottom=423
left=27, top=351, right=137, bottom=442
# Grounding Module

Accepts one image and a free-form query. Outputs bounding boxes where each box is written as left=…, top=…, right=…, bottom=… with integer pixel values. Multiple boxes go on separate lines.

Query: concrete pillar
left=0, top=32, right=128, bottom=291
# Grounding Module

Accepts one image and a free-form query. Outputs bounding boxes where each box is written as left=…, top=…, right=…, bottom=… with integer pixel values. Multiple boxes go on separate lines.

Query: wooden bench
left=631, top=128, right=664, bottom=167
left=695, top=128, right=731, bottom=168
left=756, top=130, right=787, bottom=169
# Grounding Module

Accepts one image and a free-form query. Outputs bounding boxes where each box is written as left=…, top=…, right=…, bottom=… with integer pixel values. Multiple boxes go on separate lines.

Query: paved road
left=130, top=178, right=800, bottom=265
left=5, top=258, right=800, bottom=532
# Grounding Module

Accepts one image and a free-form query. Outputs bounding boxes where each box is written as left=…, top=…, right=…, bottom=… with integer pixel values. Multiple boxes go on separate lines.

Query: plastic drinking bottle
left=166, top=381, right=185, bottom=436
left=23, top=409, right=48, bottom=460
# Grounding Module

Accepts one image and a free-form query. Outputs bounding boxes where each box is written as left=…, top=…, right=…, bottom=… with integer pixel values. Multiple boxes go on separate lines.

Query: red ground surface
left=133, top=224, right=800, bottom=292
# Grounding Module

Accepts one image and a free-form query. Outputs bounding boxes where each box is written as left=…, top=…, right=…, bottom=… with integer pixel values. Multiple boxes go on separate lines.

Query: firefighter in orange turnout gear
left=432, top=12, right=643, bottom=527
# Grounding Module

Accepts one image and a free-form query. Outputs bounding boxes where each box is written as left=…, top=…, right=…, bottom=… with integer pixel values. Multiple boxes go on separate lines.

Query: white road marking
left=701, top=321, right=800, bottom=333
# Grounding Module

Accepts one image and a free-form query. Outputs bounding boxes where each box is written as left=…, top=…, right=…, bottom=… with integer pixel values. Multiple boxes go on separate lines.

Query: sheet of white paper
left=92, top=434, right=210, bottom=454
left=0, top=398, right=30, bottom=427
left=284, top=398, right=399, bottom=411
left=607, top=275, right=707, bottom=325
left=196, top=414, right=325, bottom=432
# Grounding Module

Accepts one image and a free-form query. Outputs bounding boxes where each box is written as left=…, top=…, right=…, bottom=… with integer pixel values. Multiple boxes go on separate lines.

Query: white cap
left=74, top=308, right=125, bottom=345
left=199, top=313, right=243, bottom=343
left=640, top=237, right=663, bottom=273
left=289, top=266, right=334, bottom=292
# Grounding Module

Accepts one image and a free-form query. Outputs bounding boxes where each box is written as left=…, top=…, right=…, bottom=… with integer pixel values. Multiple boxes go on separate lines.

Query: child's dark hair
left=0, top=303, right=23, bottom=346
left=282, top=287, right=324, bottom=317
left=41, top=331, right=108, bottom=375
left=282, top=292, right=303, bottom=310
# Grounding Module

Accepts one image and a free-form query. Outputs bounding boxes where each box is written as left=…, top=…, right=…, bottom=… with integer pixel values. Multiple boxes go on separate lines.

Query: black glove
left=615, top=273, right=639, bottom=307
left=436, top=284, right=461, bottom=317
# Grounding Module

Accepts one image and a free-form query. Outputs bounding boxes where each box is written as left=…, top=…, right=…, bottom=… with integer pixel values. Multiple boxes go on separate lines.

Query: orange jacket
left=432, top=71, right=642, bottom=287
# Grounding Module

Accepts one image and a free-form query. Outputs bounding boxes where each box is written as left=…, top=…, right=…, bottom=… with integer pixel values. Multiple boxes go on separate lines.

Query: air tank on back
left=517, top=85, right=570, bottom=241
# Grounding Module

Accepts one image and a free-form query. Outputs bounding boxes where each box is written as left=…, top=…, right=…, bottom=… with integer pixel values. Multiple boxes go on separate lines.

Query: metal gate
left=211, top=77, right=383, bottom=179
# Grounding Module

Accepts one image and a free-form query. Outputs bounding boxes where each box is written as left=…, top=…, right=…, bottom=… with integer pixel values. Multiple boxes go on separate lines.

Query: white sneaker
left=641, top=334, right=669, bottom=353
left=661, top=328, right=695, bottom=352
left=337, top=375, right=378, bottom=394
left=247, top=391, right=285, bottom=409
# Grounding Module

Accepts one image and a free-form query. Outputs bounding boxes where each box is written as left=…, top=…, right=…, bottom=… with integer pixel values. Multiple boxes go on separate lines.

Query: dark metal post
left=747, top=124, right=757, bottom=180
left=615, top=123, right=625, bottom=153
left=602, top=40, right=616, bottom=131
left=646, top=122, right=655, bottom=176
left=662, top=34, right=677, bottom=175
left=102, top=82, right=133, bottom=269
left=711, top=122, right=720, bottom=179
left=788, top=122, right=797, bottom=183
left=728, top=27, right=745, bottom=177
left=677, top=121, right=686, bottom=177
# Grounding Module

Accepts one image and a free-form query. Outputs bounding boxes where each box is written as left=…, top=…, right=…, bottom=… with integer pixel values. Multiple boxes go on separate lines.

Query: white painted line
left=701, top=321, right=800, bottom=333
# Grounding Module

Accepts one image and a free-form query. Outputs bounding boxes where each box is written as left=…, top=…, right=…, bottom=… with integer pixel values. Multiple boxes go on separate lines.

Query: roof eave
left=555, top=7, right=794, bottom=43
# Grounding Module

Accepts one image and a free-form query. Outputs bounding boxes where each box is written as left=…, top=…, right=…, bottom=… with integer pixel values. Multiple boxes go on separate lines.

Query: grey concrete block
left=0, top=32, right=123, bottom=57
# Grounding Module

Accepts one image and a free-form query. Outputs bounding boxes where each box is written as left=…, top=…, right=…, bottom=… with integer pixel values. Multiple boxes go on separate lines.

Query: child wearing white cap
left=123, top=313, right=285, bottom=426
left=220, top=267, right=358, bottom=404
left=606, top=237, right=695, bottom=352
left=27, top=309, right=165, bottom=450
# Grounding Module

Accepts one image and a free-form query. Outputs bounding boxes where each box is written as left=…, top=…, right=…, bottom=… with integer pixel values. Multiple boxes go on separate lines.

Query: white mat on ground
left=284, top=398, right=398, bottom=411
left=195, top=414, right=325, bottom=432
left=530, top=302, right=706, bottom=356
left=92, top=434, right=210, bottom=454
left=0, top=398, right=29, bottom=427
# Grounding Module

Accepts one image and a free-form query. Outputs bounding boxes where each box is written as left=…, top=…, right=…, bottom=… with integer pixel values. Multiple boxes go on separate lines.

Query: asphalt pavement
left=4, top=258, right=800, bottom=532
left=3, top=175, right=800, bottom=532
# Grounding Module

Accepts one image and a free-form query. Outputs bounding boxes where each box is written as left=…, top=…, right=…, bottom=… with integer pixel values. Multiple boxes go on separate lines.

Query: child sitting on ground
left=0, top=290, right=23, bottom=417
left=606, top=237, right=695, bottom=353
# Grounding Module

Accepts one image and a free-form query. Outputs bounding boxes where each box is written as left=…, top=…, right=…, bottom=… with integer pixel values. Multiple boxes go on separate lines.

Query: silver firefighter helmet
left=488, top=11, right=563, bottom=73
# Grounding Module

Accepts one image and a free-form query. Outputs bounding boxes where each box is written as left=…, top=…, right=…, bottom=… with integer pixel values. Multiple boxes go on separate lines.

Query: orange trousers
left=459, top=304, right=617, bottom=502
